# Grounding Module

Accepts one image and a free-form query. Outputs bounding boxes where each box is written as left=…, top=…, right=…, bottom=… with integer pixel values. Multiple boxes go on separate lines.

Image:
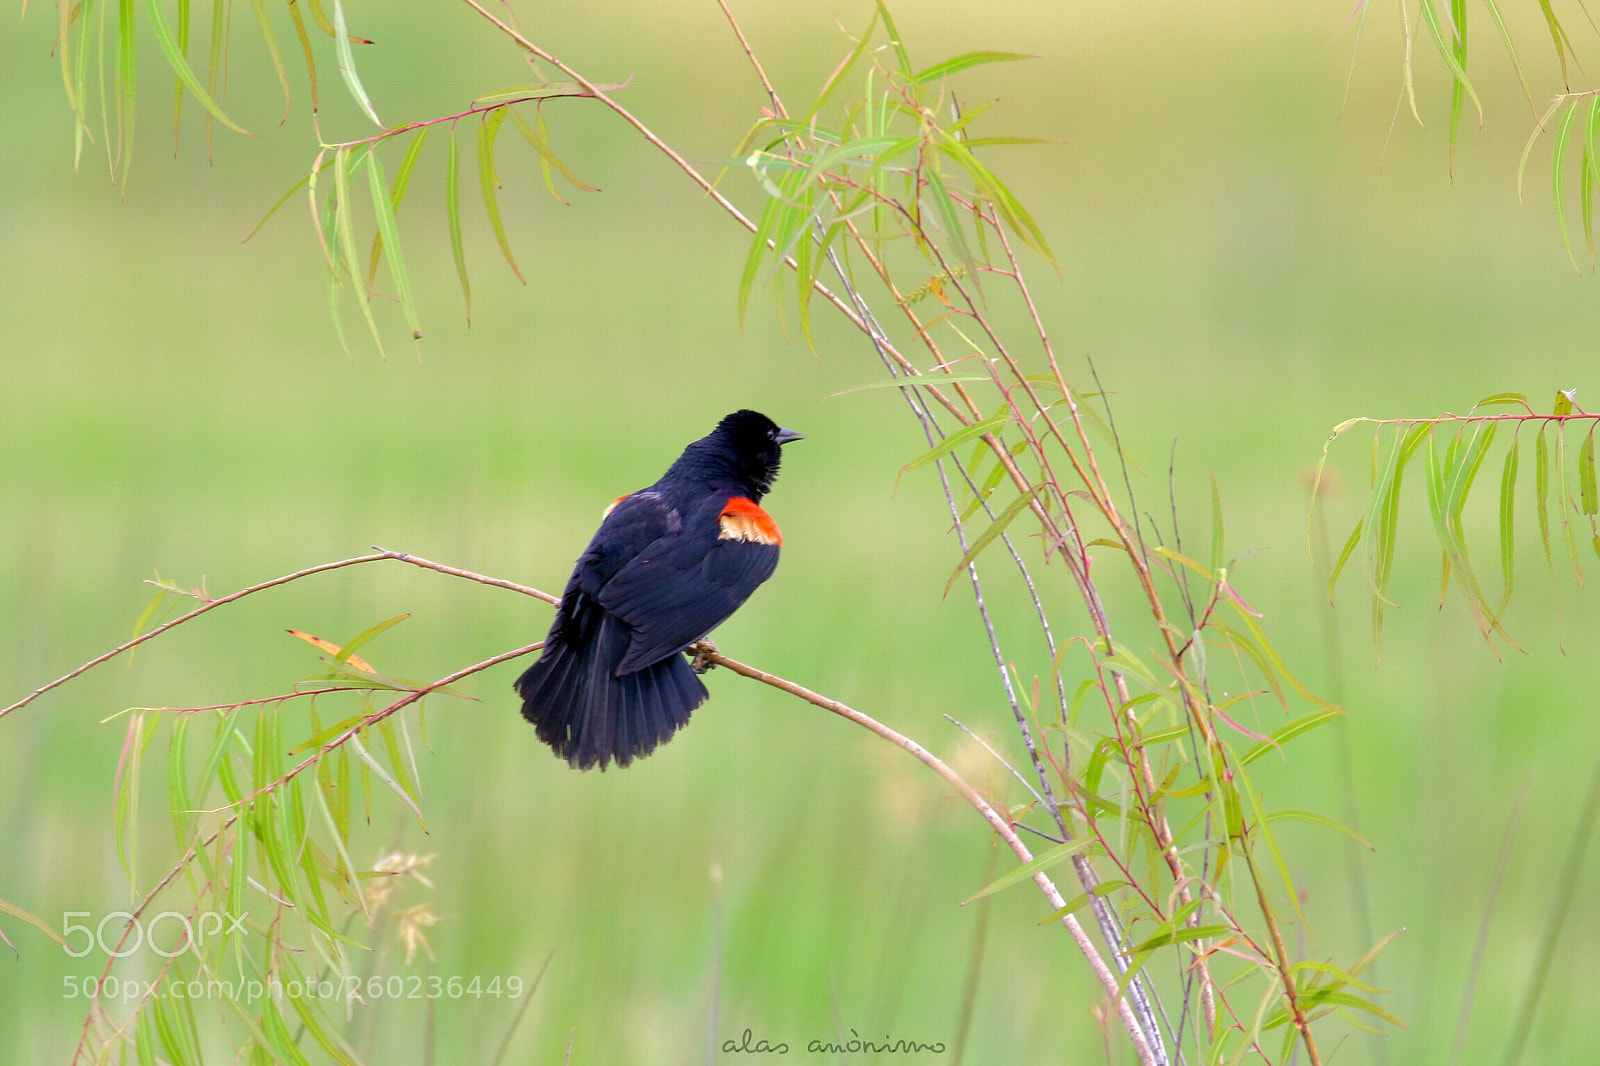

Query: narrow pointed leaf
left=347, top=732, right=426, bottom=829
left=901, top=413, right=1008, bottom=475
left=145, top=0, right=252, bottom=135
left=331, top=0, right=383, bottom=128
left=1499, top=434, right=1518, bottom=611
left=286, top=0, right=319, bottom=112
left=1519, top=96, right=1570, bottom=201
left=446, top=131, right=472, bottom=321
left=248, top=0, right=292, bottom=123
left=334, top=147, right=385, bottom=355
left=1581, top=425, right=1597, bottom=514
left=913, top=50, right=1035, bottom=84
left=1264, top=808, right=1373, bottom=849
left=945, top=486, right=1042, bottom=594
left=963, top=837, right=1094, bottom=904
left=1240, top=707, right=1344, bottom=765
left=478, top=109, right=526, bottom=284
left=1553, top=99, right=1581, bottom=270
left=365, top=152, right=422, bottom=341
left=366, top=126, right=430, bottom=285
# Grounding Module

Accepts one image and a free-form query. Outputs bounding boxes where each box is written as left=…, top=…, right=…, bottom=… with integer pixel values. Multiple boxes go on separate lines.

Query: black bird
left=516, top=410, right=802, bottom=769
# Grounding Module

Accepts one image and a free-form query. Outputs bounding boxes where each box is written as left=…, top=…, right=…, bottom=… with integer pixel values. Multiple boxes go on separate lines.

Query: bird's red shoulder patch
left=602, top=493, right=631, bottom=519
left=718, top=497, right=781, bottom=546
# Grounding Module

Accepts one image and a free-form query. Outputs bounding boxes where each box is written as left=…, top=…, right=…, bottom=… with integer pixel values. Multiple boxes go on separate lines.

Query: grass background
left=2, top=0, right=1599, bottom=1061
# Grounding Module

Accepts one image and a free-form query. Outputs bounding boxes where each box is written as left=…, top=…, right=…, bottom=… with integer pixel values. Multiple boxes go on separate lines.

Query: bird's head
left=712, top=409, right=803, bottom=498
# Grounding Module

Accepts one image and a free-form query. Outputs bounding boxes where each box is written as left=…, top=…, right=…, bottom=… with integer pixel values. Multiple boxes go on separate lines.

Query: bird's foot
left=689, top=640, right=719, bottom=675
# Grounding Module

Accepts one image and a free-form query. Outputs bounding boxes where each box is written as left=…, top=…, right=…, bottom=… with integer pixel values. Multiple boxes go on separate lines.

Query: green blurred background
left=3, top=1, right=1599, bottom=1062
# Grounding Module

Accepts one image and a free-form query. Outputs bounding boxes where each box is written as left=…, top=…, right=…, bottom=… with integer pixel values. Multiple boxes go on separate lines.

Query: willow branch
left=2, top=549, right=553, bottom=720
left=698, top=644, right=1158, bottom=1066
left=1, top=553, right=390, bottom=720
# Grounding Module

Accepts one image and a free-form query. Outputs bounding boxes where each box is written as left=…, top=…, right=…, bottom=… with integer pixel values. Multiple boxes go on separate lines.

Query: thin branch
left=320, top=86, right=631, bottom=152
left=2, top=549, right=553, bottom=721
left=371, top=546, right=559, bottom=603
left=698, top=644, right=1159, bottom=1066
left=1, top=552, right=390, bottom=720
left=714, top=0, right=787, bottom=119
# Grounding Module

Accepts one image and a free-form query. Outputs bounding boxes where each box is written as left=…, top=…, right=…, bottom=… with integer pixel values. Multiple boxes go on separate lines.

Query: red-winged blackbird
left=517, top=410, right=802, bottom=770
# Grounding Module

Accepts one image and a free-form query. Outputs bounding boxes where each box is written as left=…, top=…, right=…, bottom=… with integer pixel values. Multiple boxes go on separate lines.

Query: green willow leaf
left=1129, top=924, right=1234, bottom=954
left=913, top=50, right=1034, bottom=84
left=1583, top=98, right=1599, bottom=258
left=249, top=155, right=338, bottom=244
left=1556, top=423, right=1586, bottom=585
left=1035, top=892, right=1091, bottom=925
left=247, top=0, right=292, bottom=124
left=506, top=105, right=599, bottom=204
left=1327, top=517, right=1365, bottom=601
left=286, top=0, right=319, bottom=112
left=445, top=131, right=472, bottom=322
left=945, top=486, right=1042, bottom=594
left=170, top=0, right=191, bottom=150
left=1296, top=988, right=1404, bottom=1029
left=1477, top=0, right=1531, bottom=109
left=737, top=174, right=786, bottom=329
left=478, top=109, right=526, bottom=284
left=1581, top=425, right=1597, bottom=515
left=1536, top=423, right=1553, bottom=567
left=284, top=988, right=361, bottom=1065
left=827, top=373, right=997, bottom=398
left=1416, top=0, right=1483, bottom=123
left=1290, top=958, right=1386, bottom=995
left=1499, top=434, right=1518, bottom=613
left=348, top=731, right=426, bottom=829
left=1447, top=0, right=1466, bottom=165
left=144, top=0, right=251, bottom=135
left=901, top=413, right=1008, bottom=475
left=1519, top=96, right=1570, bottom=201
left=1553, top=99, right=1582, bottom=271
left=169, top=713, right=192, bottom=849
left=135, top=1010, right=158, bottom=1066
left=963, top=837, right=1094, bottom=905
left=313, top=784, right=367, bottom=914
left=338, top=612, right=410, bottom=666
left=874, top=0, right=912, bottom=76
left=1264, top=808, right=1373, bottom=850
left=367, top=127, right=430, bottom=285
left=0, top=897, right=68, bottom=947
left=1538, top=0, right=1574, bottom=86
left=333, top=147, right=385, bottom=356
left=148, top=987, right=198, bottom=1066
left=1240, top=707, right=1344, bottom=766
left=118, top=0, right=137, bottom=188
left=365, top=153, right=422, bottom=341
left=1476, top=392, right=1532, bottom=410
left=331, top=0, right=382, bottom=128
left=799, top=7, right=879, bottom=127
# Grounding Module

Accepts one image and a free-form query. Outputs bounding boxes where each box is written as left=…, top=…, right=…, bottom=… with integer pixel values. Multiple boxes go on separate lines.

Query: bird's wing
left=547, top=490, right=674, bottom=645
left=598, top=495, right=781, bottom=673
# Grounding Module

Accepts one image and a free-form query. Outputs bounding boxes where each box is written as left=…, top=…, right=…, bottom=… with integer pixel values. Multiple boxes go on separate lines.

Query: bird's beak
left=774, top=427, right=805, bottom=446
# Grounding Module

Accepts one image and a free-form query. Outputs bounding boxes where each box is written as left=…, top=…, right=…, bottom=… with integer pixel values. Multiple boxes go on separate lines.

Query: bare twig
left=697, top=644, right=1159, bottom=1066
left=1, top=552, right=391, bottom=720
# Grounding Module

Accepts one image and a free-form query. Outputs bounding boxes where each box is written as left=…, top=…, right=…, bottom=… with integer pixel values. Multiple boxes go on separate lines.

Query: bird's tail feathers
left=516, top=614, right=706, bottom=770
